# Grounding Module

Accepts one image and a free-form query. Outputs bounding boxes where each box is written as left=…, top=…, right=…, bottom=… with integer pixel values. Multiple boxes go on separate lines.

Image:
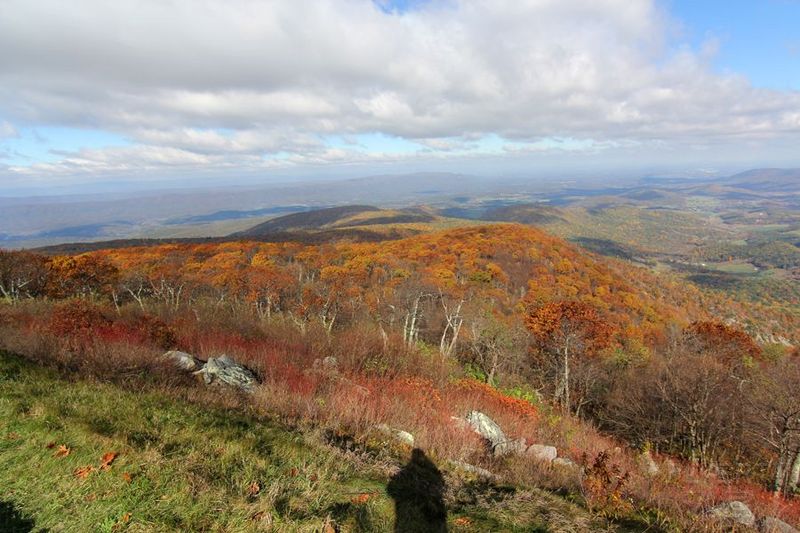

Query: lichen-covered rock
left=163, top=350, right=202, bottom=371
left=639, top=450, right=660, bottom=476
left=193, top=354, right=258, bottom=392
left=526, top=444, right=558, bottom=464
left=465, top=411, right=506, bottom=448
left=707, top=501, right=755, bottom=527
left=663, top=458, right=679, bottom=476
left=759, top=517, right=799, bottom=533
left=450, top=460, right=497, bottom=481
left=552, top=457, right=582, bottom=473
left=494, top=437, right=528, bottom=457
left=377, top=424, right=415, bottom=447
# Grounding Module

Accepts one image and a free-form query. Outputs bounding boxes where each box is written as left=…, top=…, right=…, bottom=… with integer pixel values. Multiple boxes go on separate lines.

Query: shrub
left=49, top=299, right=112, bottom=339
left=136, top=315, right=178, bottom=350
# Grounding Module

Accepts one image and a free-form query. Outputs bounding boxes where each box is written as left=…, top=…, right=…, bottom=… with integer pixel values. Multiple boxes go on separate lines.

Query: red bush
left=49, top=299, right=112, bottom=339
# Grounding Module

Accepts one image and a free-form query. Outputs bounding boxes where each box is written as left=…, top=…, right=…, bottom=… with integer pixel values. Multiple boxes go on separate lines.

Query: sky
left=1, top=0, right=799, bottom=194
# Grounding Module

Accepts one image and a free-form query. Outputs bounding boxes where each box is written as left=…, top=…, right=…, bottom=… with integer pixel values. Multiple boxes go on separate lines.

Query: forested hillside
left=1, top=224, right=799, bottom=530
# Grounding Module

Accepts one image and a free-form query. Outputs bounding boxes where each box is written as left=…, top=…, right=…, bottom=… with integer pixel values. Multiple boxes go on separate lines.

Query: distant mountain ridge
left=231, top=205, right=437, bottom=237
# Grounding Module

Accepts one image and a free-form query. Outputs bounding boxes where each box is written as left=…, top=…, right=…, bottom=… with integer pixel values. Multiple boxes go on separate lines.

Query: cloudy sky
left=1, top=0, right=799, bottom=194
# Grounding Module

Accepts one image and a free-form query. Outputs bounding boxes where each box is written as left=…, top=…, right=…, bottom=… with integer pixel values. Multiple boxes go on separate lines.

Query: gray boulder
left=663, top=458, right=679, bottom=476
left=759, top=517, right=799, bottom=533
left=451, top=460, right=498, bottom=481
left=163, top=350, right=202, bottom=371
left=526, top=444, right=558, bottom=464
left=377, top=425, right=415, bottom=447
left=465, top=411, right=506, bottom=448
left=552, top=457, right=582, bottom=474
left=639, top=450, right=660, bottom=476
left=494, top=437, right=528, bottom=457
left=707, top=501, right=755, bottom=527
left=193, top=354, right=258, bottom=392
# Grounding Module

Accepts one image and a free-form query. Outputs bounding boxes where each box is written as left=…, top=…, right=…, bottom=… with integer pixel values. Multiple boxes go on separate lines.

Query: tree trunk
left=774, top=447, right=788, bottom=495
left=788, top=448, right=800, bottom=494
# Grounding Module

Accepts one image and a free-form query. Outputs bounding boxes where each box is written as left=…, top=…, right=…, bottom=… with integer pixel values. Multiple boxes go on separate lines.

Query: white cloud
left=0, top=0, right=798, bottom=182
left=0, top=121, right=19, bottom=139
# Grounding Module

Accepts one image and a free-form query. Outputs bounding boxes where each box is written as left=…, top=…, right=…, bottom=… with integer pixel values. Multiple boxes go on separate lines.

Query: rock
left=639, top=450, right=660, bottom=476
left=493, top=437, right=528, bottom=457
left=393, top=429, right=415, bottom=447
left=193, top=354, right=258, bottom=392
left=465, top=411, right=506, bottom=449
left=450, top=460, right=498, bottom=481
left=163, top=350, right=202, bottom=371
left=552, top=457, right=582, bottom=474
left=377, top=425, right=415, bottom=447
left=663, top=458, right=679, bottom=476
left=759, top=517, right=799, bottom=533
left=707, top=501, right=755, bottom=527
left=526, top=444, right=558, bottom=464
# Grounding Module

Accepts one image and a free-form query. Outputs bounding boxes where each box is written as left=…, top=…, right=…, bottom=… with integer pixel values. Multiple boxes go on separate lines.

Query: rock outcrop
left=552, top=457, right=582, bottom=474
left=526, top=444, right=558, bottom=464
left=463, top=411, right=528, bottom=457
left=493, top=437, right=528, bottom=457
left=758, top=517, right=799, bottom=533
left=377, top=424, right=415, bottom=447
left=638, top=450, right=660, bottom=476
left=707, top=501, right=755, bottom=527
left=465, top=411, right=506, bottom=448
left=192, top=354, right=258, bottom=392
left=163, top=350, right=203, bottom=371
left=450, top=460, right=498, bottom=481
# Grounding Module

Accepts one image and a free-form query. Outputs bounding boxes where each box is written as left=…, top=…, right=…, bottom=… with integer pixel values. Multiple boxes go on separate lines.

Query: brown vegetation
left=1, top=223, right=799, bottom=528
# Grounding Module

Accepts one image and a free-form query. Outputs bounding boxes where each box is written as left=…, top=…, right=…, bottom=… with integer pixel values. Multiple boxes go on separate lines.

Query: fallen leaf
left=85, top=493, right=97, bottom=502
left=54, top=444, right=71, bottom=458
left=120, top=513, right=131, bottom=523
left=454, top=517, right=472, bottom=527
left=309, top=473, right=319, bottom=482
left=99, top=452, right=118, bottom=470
left=121, top=472, right=133, bottom=483
left=74, top=465, right=95, bottom=479
left=247, top=481, right=260, bottom=497
left=288, top=467, right=299, bottom=477
left=350, top=493, right=370, bottom=505
left=46, top=442, right=57, bottom=449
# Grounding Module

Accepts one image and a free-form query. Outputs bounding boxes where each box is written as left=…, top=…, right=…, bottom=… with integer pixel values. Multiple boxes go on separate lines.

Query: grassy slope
left=0, top=351, right=609, bottom=533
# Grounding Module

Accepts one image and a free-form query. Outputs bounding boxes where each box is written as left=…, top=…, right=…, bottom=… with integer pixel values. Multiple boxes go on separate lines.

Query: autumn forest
left=1, top=220, right=799, bottom=530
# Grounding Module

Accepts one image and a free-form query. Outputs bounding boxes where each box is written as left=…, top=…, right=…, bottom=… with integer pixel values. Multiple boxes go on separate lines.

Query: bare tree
left=745, top=355, right=800, bottom=494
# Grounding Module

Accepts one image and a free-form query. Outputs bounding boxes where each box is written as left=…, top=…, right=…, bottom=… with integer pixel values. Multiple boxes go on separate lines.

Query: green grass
left=0, top=351, right=613, bottom=532
left=0, top=352, right=391, bottom=532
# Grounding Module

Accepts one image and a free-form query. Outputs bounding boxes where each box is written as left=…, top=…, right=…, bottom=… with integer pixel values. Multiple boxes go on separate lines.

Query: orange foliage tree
left=525, top=301, right=614, bottom=413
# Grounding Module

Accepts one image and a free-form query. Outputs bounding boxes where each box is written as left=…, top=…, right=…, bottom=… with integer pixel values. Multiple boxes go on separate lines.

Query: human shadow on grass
left=0, top=500, right=36, bottom=533
left=387, top=448, right=447, bottom=533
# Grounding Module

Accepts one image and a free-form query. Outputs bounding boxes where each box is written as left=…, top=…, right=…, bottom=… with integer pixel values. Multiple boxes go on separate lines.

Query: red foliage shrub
left=136, top=315, right=178, bottom=350
left=450, top=378, right=538, bottom=423
left=581, top=450, right=632, bottom=517
left=49, top=299, right=112, bottom=339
